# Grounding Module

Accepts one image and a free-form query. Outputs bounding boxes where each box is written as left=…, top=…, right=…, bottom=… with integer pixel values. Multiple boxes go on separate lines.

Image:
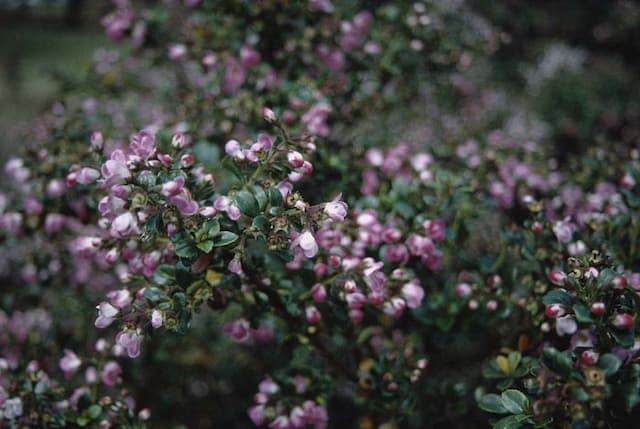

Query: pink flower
left=552, top=217, right=574, bottom=243
left=423, top=219, right=445, bottom=241
left=59, top=349, right=82, bottom=377
left=161, top=176, right=185, bottom=197
left=168, top=43, right=187, bottom=61
left=270, top=416, right=290, bottom=429
left=151, top=310, right=163, bottom=329
left=101, top=361, right=122, bottom=386
left=258, top=377, right=280, bottom=395
left=116, top=330, right=143, bottom=358
left=324, top=197, right=348, bottom=222
left=76, top=167, right=100, bottom=185
left=110, top=212, right=140, bottom=238
left=95, top=302, right=118, bottom=328
left=101, top=150, right=130, bottom=186
left=240, top=45, right=261, bottom=67
left=555, top=315, right=577, bottom=336
left=454, top=283, right=472, bottom=297
left=248, top=405, right=266, bottom=426
left=384, top=244, right=409, bottom=263
left=401, top=281, right=424, bottom=309
left=294, top=231, right=319, bottom=258
left=223, top=319, right=251, bottom=343
left=107, top=289, right=132, bottom=309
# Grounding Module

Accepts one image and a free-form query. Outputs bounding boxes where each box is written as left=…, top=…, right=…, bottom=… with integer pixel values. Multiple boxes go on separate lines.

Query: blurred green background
left=0, top=0, right=112, bottom=161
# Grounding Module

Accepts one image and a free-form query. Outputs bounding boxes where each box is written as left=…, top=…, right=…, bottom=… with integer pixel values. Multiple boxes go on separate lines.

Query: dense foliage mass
left=1, top=0, right=640, bottom=428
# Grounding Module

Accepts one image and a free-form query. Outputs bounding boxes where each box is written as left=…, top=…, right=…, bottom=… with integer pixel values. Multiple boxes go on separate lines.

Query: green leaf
left=598, top=353, right=622, bottom=376
left=174, top=240, right=198, bottom=259
left=196, top=240, right=214, bottom=253
left=205, top=219, right=220, bottom=238
left=235, top=189, right=260, bottom=217
left=152, top=265, right=175, bottom=286
left=573, top=302, right=594, bottom=323
left=87, top=405, right=102, bottom=419
left=542, top=289, right=573, bottom=306
left=611, top=328, right=635, bottom=348
left=252, top=215, right=268, bottom=232
left=478, top=394, right=508, bottom=414
left=251, top=185, right=268, bottom=210
left=597, top=268, right=617, bottom=290
left=543, top=348, right=574, bottom=378
left=269, top=187, right=283, bottom=207
left=508, top=352, right=522, bottom=373
left=494, top=415, right=527, bottom=429
left=501, top=390, right=528, bottom=414
left=214, top=231, right=239, bottom=247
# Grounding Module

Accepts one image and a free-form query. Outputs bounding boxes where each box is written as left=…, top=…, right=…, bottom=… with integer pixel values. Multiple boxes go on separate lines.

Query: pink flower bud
left=91, top=131, right=104, bottom=150
left=580, top=350, right=599, bottom=366
left=180, top=153, right=194, bottom=168
left=545, top=303, right=566, bottom=318
left=263, top=107, right=277, bottom=124
left=612, top=276, right=628, bottom=289
left=287, top=151, right=305, bottom=168
left=305, top=306, right=322, bottom=323
left=620, top=173, right=636, bottom=189
left=171, top=133, right=186, bottom=149
left=612, top=313, right=634, bottom=329
left=138, top=409, right=151, bottom=421
left=591, top=302, right=606, bottom=315
left=223, top=319, right=251, bottom=343
left=548, top=269, right=567, bottom=286
left=311, top=284, right=326, bottom=303
left=454, top=283, right=472, bottom=297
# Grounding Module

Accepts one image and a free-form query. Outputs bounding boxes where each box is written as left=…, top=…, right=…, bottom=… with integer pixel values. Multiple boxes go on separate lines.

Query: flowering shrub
left=2, top=0, right=640, bottom=427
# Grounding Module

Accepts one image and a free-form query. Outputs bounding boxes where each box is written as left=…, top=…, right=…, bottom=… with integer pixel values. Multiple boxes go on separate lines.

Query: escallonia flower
left=293, top=231, right=319, bottom=258
left=115, top=329, right=143, bottom=358
left=59, top=349, right=82, bottom=378
left=323, top=195, right=348, bottom=222
left=95, top=302, right=119, bottom=328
